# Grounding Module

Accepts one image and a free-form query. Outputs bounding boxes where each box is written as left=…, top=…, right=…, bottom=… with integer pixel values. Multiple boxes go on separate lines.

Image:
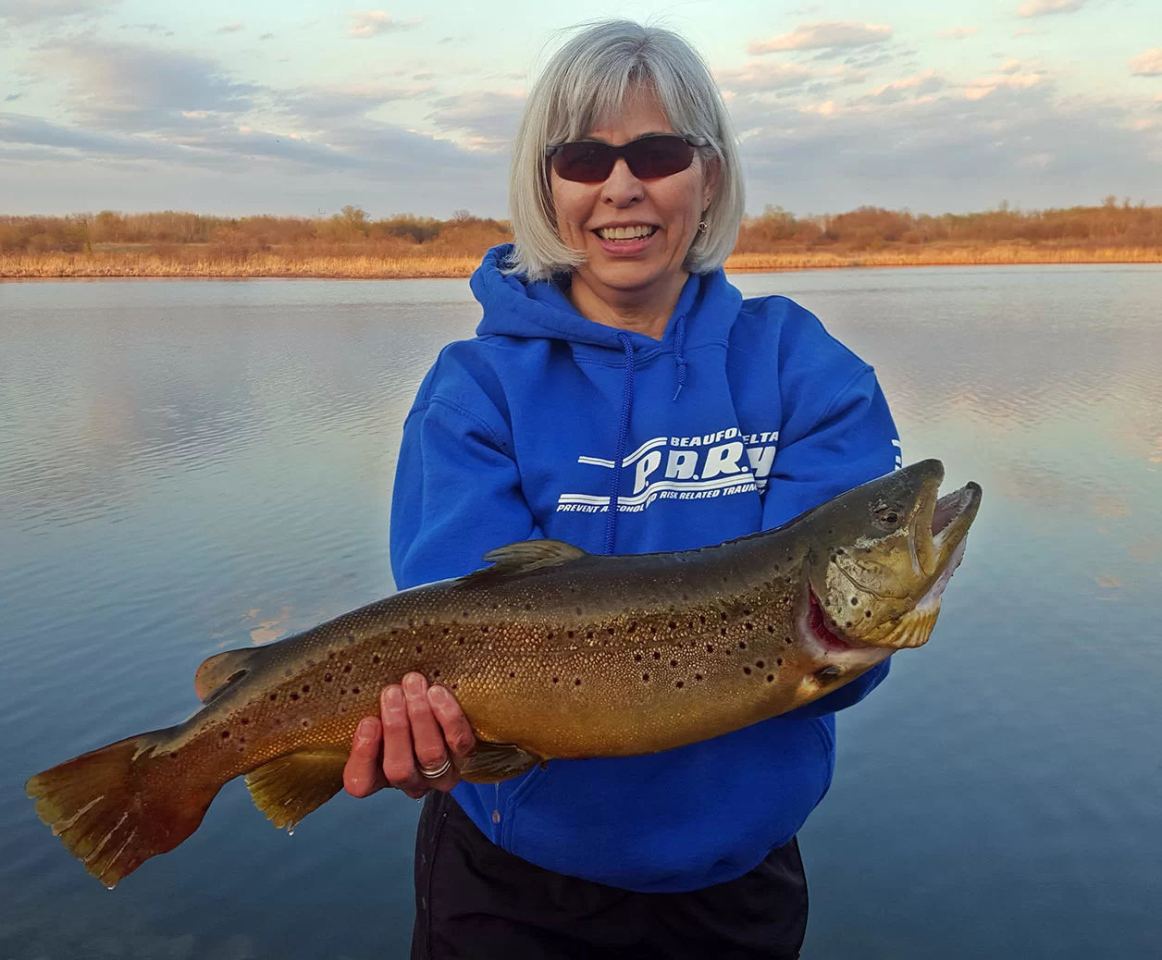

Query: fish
left=26, top=458, right=981, bottom=888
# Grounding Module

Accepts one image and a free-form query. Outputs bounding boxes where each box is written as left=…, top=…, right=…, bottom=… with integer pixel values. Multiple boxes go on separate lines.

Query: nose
left=601, top=157, right=644, bottom=207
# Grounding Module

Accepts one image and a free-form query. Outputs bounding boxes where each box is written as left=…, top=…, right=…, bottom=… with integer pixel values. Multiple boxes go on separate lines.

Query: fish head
left=800, top=459, right=981, bottom=655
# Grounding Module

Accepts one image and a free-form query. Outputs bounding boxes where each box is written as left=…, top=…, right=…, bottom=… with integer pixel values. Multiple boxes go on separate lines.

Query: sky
left=0, top=0, right=1159, bottom=218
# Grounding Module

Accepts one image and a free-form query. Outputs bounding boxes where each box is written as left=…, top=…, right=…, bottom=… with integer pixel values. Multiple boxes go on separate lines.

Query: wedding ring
left=418, top=758, right=453, bottom=780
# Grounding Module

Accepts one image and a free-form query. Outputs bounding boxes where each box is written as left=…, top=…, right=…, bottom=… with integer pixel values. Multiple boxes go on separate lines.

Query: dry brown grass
left=724, top=245, right=1162, bottom=271
left=4, top=245, right=1160, bottom=280
left=0, top=252, right=483, bottom=279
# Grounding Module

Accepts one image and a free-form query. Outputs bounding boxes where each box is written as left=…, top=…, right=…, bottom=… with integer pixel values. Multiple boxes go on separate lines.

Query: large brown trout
left=27, top=459, right=980, bottom=887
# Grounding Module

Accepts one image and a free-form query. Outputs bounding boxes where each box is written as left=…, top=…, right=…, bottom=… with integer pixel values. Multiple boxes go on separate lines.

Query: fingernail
left=428, top=685, right=448, bottom=705
left=356, top=718, right=377, bottom=741
left=384, top=687, right=404, bottom=708
left=403, top=674, right=425, bottom=696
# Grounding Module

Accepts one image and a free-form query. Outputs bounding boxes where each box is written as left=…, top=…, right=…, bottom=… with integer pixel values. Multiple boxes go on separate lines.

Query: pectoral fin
left=194, top=648, right=263, bottom=703
left=244, top=749, right=347, bottom=831
left=463, top=539, right=587, bottom=583
left=458, top=741, right=543, bottom=783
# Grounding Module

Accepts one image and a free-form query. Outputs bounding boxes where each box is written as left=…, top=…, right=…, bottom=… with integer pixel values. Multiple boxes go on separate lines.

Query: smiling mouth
left=595, top=225, right=658, bottom=241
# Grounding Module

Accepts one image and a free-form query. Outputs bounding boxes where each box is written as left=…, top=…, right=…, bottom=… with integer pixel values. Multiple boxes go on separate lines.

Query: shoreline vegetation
left=3, top=201, right=1160, bottom=280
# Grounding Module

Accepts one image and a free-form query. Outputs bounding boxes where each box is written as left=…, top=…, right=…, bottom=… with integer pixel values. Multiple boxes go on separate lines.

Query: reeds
left=3, top=245, right=1158, bottom=280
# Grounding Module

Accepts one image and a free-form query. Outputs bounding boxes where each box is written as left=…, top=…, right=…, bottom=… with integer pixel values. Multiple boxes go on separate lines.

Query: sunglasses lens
left=551, top=136, right=696, bottom=182
left=553, top=142, right=616, bottom=182
left=625, top=137, right=696, bottom=179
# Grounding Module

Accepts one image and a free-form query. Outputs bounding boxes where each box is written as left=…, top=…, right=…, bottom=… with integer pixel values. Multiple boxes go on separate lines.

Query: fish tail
left=25, top=729, right=218, bottom=888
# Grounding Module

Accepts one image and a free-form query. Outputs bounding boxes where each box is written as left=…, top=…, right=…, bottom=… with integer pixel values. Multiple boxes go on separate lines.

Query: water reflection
left=1, top=266, right=1160, bottom=959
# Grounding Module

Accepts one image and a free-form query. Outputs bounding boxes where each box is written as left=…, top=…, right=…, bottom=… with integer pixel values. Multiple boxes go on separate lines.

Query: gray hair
left=508, top=20, right=745, bottom=281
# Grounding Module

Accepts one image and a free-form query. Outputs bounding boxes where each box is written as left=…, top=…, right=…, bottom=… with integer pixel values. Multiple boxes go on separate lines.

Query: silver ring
left=418, top=758, right=453, bottom=780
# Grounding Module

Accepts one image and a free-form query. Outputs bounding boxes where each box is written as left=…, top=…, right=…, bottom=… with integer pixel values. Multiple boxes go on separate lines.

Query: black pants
left=411, top=791, right=808, bottom=959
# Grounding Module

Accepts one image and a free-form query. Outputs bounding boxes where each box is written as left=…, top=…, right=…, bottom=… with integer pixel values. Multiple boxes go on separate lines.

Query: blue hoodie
left=389, top=244, right=902, bottom=893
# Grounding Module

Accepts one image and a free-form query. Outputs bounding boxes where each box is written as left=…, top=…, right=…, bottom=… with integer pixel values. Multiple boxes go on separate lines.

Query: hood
left=470, top=244, right=743, bottom=356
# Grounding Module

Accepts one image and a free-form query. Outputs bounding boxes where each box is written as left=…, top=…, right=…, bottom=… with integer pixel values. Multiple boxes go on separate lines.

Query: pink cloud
left=749, top=21, right=891, bottom=55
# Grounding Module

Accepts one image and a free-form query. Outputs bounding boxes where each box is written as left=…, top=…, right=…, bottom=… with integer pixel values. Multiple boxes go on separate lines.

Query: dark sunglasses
left=546, top=134, right=707, bottom=183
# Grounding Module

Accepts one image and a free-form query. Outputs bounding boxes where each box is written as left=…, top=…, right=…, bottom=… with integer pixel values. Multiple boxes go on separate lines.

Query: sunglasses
left=546, top=134, right=707, bottom=183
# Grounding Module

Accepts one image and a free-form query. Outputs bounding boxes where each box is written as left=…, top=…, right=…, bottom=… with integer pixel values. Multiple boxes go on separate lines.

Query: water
left=1, top=266, right=1159, bottom=959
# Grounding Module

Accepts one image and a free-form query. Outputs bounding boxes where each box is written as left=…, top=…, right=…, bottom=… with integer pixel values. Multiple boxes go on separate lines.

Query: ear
left=701, top=154, right=721, bottom=210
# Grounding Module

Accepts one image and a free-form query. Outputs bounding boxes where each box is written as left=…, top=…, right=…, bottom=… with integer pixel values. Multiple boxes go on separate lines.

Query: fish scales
left=26, top=459, right=981, bottom=887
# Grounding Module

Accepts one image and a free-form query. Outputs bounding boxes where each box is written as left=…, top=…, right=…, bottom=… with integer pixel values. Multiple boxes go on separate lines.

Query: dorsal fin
left=464, top=539, right=587, bottom=583
left=194, top=648, right=262, bottom=703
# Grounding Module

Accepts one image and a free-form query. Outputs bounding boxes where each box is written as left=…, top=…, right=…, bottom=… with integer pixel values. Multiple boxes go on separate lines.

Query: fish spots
left=342, top=664, right=352, bottom=674
left=642, top=673, right=650, bottom=683
left=738, top=641, right=747, bottom=650
left=669, top=659, right=679, bottom=668
left=634, top=653, right=643, bottom=662
left=269, top=693, right=278, bottom=701
left=743, top=666, right=752, bottom=675
left=850, top=597, right=859, bottom=606
left=776, top=658, right=783, bottom=666
left=755, top=660, right=765, bottom=669
left=415, top=645, right=424, bottom=654
left=766, top=675, right=775, bottom=683
left=574, top=678, right=582, bottom=687
left=508, top=671, right=516, bottom=678
left=767, top=625, right=776, bottom=634
left=372, top=654, right=382, bottom=665
left=220, top=730, right=231, bottom=740
left=324, top=673, right=333, bottom=682
left=652, top=651, right=661, bottom=660
left=289, top=692, right=299, bottom=701
left=301, top=719, right=311, bottom=729
left=301, top=684, right=311, bottom=693
left=675, top=681, right=685, bottom=689
left=694, top=673, right=703, bottom=682
left=706, top=644, right=715, bottom=653
left=552, top=677, right=559, bottom=685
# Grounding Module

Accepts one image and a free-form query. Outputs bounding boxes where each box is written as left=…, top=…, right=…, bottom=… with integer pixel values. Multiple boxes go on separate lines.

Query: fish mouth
left=918, top=478, right=982, bottom=578
left=801, top=469, right=982, bottom=653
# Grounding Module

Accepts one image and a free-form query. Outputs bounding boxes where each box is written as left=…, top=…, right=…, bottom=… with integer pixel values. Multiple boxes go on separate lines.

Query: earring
left=697, top=220, right=708, bottom=234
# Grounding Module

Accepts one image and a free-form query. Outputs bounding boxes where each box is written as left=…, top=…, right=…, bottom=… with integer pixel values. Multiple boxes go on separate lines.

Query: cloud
left=1017, top=0, right=1086, bottom=17
left=427, top=91, right=524, bottom=150
left=859, top=70, right=946, bottom=105
left=938, top=26, right=977, bottom=40
left=1130, top=48, right=1162, bottom=77
left=715, top=61, right=816, bottom=95
left=36, top=40, right=258, bottom=132
left=964, top=68, right=1043, bottom=100
left=724, top=67, right=1162, bottom=217
left=347, top=10, right=419, bottom=38
left=749, top=22, right=891, bottom=55
left=0, top=0, right=107, bottom=26
left=278, top=82, right=433, bottom=127
left=215, top=21, right=244, bottom=35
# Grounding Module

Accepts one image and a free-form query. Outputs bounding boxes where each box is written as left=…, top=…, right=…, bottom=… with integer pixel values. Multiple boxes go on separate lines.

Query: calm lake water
left=1, top=265, right=1160, bottom=959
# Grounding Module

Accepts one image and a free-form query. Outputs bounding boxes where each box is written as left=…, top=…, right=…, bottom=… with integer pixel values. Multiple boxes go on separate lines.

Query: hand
left=343, top=672, right=476, bottom=800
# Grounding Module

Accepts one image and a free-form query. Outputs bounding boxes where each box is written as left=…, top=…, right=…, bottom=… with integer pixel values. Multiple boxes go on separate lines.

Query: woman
left=344, top=20, right=901, bottom=959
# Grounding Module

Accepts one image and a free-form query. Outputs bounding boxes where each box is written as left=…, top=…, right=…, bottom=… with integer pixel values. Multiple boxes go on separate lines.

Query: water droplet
left=105, top=885, right=116, bottom=892
left=491, top=809, right=502, bottom=824
left=287, top=828, right=295, bottom=837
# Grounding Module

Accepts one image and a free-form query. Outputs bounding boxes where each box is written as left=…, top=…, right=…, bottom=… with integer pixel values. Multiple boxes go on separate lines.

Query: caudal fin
left=25, top=731, right=218, bottom=888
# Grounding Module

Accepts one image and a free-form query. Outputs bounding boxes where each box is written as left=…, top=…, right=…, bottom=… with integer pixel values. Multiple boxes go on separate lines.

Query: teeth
left=598, top=225, right=655, bottom=240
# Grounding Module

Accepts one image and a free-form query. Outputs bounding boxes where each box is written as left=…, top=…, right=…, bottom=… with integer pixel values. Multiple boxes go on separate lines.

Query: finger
left=379, top=685, right=426, bottom=799
left=428, top=684, right=476, bottom=764
left=343, top=716, right=388, bottom=798
left=403, top=673, right=451, bottom=779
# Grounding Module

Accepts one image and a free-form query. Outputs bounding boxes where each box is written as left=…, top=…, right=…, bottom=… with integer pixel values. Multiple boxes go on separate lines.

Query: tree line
left=2, top=200, right=1159, bottom=257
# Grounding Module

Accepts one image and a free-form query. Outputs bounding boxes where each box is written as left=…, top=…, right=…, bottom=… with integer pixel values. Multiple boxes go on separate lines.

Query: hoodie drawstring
left=672, top=313, right=688, bottom=401
left=605, top=333, right=636, bottom=554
